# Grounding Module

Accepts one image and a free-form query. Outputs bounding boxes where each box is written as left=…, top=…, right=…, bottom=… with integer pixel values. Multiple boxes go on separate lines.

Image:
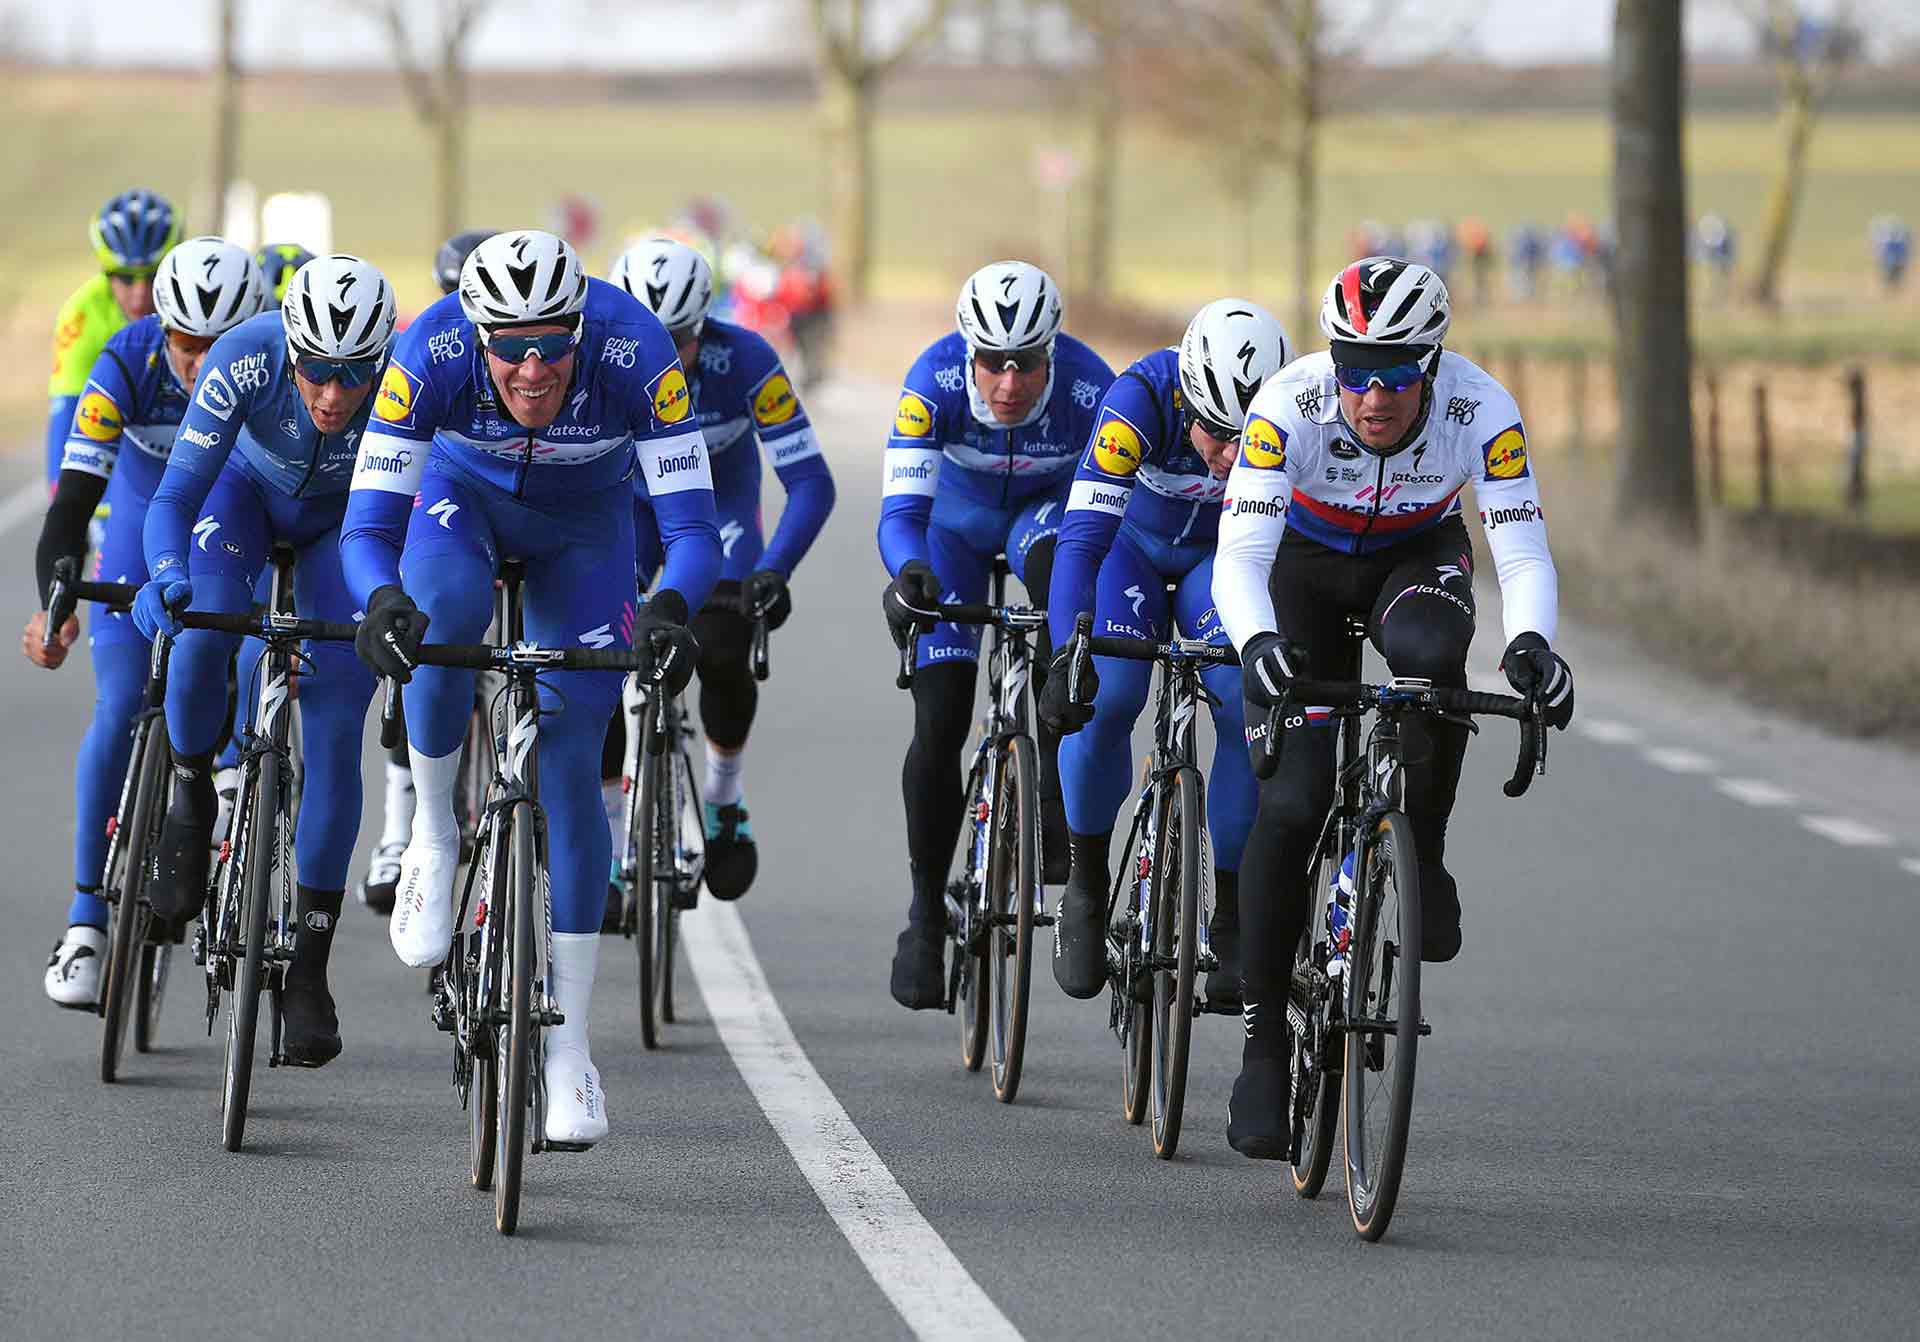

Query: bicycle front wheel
left=1343, top=810, right=1422, bottom=1241
left=134, top=939, right=172, bottom=1053
left=100, top=724, right=168, bottom=1083
left=987, top=733, right=1038, bottom=1104
left=1290, top=844, right=1345, bottom=1199
left=1150, top=768, right=1201, bottom=1159
left=1117, top=800, right=1153, bottom=1125
left=956, top=754, right=992, bottom=1073
left=222, top=758, right=279, bottom=1153
left=651, top=744, right=687, bottom=1027
left=631, top=741, right=659, bottom=1050
left=495, top=802, right=536, bottom=1235
left=468, top=811, right=509, bottom=1190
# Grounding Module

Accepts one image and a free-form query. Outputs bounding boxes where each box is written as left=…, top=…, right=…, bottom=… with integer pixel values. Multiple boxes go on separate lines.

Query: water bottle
left=1326, top=852, right=1356, bottom=978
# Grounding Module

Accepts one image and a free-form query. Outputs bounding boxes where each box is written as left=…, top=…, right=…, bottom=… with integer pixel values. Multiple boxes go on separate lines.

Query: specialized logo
left=427, top=498, right=459, bottom=529
left=719, top=518, right=745, bottom=558
left=753, top=373, right=798, bottom=427
left=893, top=391, right=934, bottom=438
left=1092, top=416, right=1145, bottom=477
left=1125, top=584, right=1147, bottom=618
left=195, top=365, right=238, bottom=419
left=1480, top=500, right=1543, bottom=530
left=1033, top=500, right=1057, bottom=525
left=179, top=426, right=221, bottom=450
left=374, top=364, right=416, bottom=423
left=578, top=623, right=614, bottom=649
left=192, top=515, right=221, bottom=550
left=1482, top=426, right=1530, bottom=480
left=1241, top=416, right=1287, bottom=470
left=75, top=391, right=124, bottom=443
left=652, top=367, right=692, bottom=424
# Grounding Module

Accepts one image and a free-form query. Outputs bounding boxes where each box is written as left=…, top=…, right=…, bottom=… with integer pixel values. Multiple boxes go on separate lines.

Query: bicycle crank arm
left=1333, top=1016, right=1433, bottom=1038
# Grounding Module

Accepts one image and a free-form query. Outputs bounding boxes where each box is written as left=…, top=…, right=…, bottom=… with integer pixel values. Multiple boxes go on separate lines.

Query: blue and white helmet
left=1178, top=299, right=1290, bottom=435
left=153, top=236, right=269, bottom=338
left=90, top=189, right=181, bottom=272
left=282, top=254, right=397, bottom=361
left=459, top=229, right=589, bottom=345
left=610, top=238, right=714, bottom=337
left=955, top=260, right=1063, bottom=354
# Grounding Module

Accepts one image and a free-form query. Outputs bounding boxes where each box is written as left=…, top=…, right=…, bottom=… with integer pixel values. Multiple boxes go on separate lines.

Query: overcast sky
left=0, top=0, right=1888, bottom=69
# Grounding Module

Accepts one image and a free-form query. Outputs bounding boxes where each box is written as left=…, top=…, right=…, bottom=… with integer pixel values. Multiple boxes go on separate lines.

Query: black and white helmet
left=609, top=238, right=714, bottom=337
left=1320, top=256, right=1451, bottom=350
left=282, top=254, right=397, bottom=361
left=153, top=236, right=268, bottom=339
left=955, top=260, right=1063, bottom=353
left=1178, top=298, right=1290, bottom=435
left=458, top=229, right=589, bottom=345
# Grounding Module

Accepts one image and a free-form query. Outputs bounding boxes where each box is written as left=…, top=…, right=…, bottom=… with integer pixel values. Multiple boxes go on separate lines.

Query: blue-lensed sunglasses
left=487, top=330, right=577, bottom=365
left=294, top=355, right=380, bottom=388
left=1334, top=360, right=1426, bottom=394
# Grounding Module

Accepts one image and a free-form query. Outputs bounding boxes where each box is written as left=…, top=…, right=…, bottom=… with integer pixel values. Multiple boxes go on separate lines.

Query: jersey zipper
left=516, top=433, right=533, bottom=499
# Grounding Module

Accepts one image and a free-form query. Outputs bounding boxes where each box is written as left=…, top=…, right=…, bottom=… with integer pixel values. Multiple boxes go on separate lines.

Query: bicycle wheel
left=1117, top=802, right=1153, bottom=1125
left=495, top=801, right=536, bottom=1235
left=1150, top=769, right=1202, bottom=1159
left=100, top=724, right=167, bottom=1083
left=1290, top=844, right=1345, bottom=1199
left=651, top=745, right=684, bottom=1027
left=956, top=754, right=991, bottom=1074
left=222, top=756, right=279, bottom=1153
left=1343, top=810, right=1422, bottom=1241
left=631, top=731, right=660, bottom=1050
left=987, top=733, right=1038, bottom=1104
left=134, top=939, right=171, bottom=1054
left=468, top=812, right=508, bottom=1190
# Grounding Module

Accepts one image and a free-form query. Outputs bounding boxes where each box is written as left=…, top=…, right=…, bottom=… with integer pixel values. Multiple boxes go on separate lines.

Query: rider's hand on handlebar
left=22, top=609, right=79, bottom=670
left=1240, top=630, right=1301, bottom=708
left=881, top=560, right=942, bottom=649
left=635, top=589, right=699, bottom=695
left=1501, top=631, right=1574, bottom=730
left=131, top=577, right=193, bottom=642
left=1038, top=643, right=1098, bottom=736
left=743, top=569, right=792, bottom=631
left=355, top=584, right=430, bottom=683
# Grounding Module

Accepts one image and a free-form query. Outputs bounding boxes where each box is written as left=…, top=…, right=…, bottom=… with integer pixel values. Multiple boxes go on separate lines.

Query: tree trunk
left=209, top=0, right=239, bottom=232
left=1610, top=0, right=1698, bottom=536
left=1290, top=0, right=1318, bottom=344
left=823, top=65, right=875, bottom=302
left=1746, top=74, right=1814, bottom=307
left=435, top=39, right=465, bottom=245
left=1079, top=27, right=1119, bottom=304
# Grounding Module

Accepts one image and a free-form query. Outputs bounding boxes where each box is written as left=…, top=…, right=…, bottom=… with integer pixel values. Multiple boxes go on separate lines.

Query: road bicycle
left=897, top=555, right=1051, bottom=1104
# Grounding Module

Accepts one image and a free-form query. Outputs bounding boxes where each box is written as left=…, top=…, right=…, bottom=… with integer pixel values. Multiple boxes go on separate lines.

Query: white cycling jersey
left=1211, top=349, right=1557, bottom=650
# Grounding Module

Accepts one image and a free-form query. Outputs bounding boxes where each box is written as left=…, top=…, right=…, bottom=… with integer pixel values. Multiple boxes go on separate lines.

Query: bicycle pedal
left=542, top=1140, right=595, bottom=1154
left=1032, top=913, right=1055, bottom=928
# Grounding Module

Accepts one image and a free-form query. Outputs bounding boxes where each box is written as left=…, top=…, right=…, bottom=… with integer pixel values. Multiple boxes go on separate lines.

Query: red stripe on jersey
left=1291, top=485, right=1462, bottom=533
left=1341, top=264, right=1369, bottom=335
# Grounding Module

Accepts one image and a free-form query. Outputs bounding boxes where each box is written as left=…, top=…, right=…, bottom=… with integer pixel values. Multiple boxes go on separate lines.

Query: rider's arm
left=743, top=351, right=835, bottom=578
left=33, top=342, right=136, bottom=602
left=45, top=285, right=99, bottom=489
left=632, top=350, right=722, bottom=614
left=875, top=349, right=948, bottom=576
left=341, top=356, right=439, bottom=606
left=1470, top=420, right=1558, bottom=644
left=1047, top=393, right=1154, bottom=647
left=141, top=330, right=260, bottom=585
left=44, top=399, right=77, bottom=492
left=1210, top=405, right=1296, bottom=651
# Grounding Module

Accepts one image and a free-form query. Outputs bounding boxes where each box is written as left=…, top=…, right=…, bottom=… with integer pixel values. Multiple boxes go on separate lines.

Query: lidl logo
left=893, top=391, right=933, bottom=438
left=374, top=364, right=415, bottom=424
left=75, top=391, right=123, bottom=443
left=653, top=367, right=692, bottom=425
left=1241, top=416, right=1286, bottom=470
left=1482, top=426, right=1529, bottom=480
left=752, top=373, right=798, bottom=427
left=1091, top=416, right=1145, bottom=477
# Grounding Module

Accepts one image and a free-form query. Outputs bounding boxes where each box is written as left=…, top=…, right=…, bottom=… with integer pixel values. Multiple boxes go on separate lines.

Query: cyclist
left=359, top=227, right=498, bottom=918
left=1038, top=299, right=1288, bottom=1004
left=878, top=260, right=1115, bottom=1009
left=47, top=190, right=182, bottom=488
left=612, top=237, right=836, bottom=901
left=342, top=229, right=721, bottom=1147
left=254, top=243, right=316, bottom=303
left=1210, top=257, right=1574, bottom=1157
left=130, top=254, right=399, bottom=1070
left=27, top=237, right=267, bottom=1006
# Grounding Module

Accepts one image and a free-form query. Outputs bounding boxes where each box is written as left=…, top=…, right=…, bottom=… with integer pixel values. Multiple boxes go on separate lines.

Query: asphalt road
left=4, top=382, right=1918, bottom=1341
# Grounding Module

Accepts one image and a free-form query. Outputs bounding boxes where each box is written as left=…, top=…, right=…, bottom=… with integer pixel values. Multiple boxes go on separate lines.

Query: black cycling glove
left=743, top=569, right=793, bottom=631
left=636, top=589, right=699, bottom=696
left=1240, top=631, right=1300, bottom=709
left=356, top=585, right=430, bottom=682
left=882, top=560, right=942, bottom=648
left=1501, top=631, right=1575, bottom=729
left=1037, top=643, right=1099, bottom=736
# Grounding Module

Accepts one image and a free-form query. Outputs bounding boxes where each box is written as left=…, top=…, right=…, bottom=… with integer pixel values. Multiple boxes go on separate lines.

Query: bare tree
left=1612, top=0, right=1698, bottom=534
left=209, top=0, right=239, bottom=236
left=343, top=1, right=499, bottom=244
left=809, top=0, right=953, bottom=302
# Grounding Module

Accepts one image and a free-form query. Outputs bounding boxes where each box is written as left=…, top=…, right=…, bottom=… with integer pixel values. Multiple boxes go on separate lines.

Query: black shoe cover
left=890, top=924, right=945, bottom=1010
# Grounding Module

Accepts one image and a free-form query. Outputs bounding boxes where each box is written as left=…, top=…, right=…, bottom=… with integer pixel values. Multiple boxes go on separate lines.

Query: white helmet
left=154, top=236, right=269, bottom=339
left=609, top=238, right=714, bottom=337
left=1319, top=256, right=1451, bottom=350
left=1178, top=299, right=1290, bottom=435
left=459, top=228, right=588, bottom=343
left=282, top=254, right=397, bottom=361
left=955, top=260, right=1063, bottom=353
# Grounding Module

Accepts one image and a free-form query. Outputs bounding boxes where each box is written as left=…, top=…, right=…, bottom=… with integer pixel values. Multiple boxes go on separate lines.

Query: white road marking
left=1799, top=816, right=1893, bottom=848
left=1644, top=747, right=1716, bottom=774
left=684, top=904, right=1023, bottom=1342
left=0, top=480, right=43, bottom=536
left=1715, top=778, right=1798, bottom=808
left=1579, top=718, right=1643, bottom=745
left=1901, top=858, right=1920, bottom=878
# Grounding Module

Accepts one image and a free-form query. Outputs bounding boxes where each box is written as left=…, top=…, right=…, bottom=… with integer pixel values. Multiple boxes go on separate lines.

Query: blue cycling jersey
left=632, top=318, right=833, bottom=579
left=144, top=310, right=375, bottom=586
left=341, top=280, right=721, bottom=611
left=876, top=331, right=1114, bottom=575
left=58, top=315, right=190, bottom=502
left=1048, top=346, right=1224, bottom=645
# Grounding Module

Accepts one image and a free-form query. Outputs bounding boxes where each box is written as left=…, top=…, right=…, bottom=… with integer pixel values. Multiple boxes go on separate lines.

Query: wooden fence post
left=1509, top=350, right=1527, bottom=421
left=1705, top=366, right=1722, bottom=504
left=1754, top=380, right=1773, bottom=513
left=1844, top=366, right=1869, bottom=514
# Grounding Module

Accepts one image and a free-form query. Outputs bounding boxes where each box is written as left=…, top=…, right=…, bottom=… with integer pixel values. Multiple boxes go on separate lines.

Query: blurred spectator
left=1347, top=219, right=1387, bottom=262
left=1508, top=222, right=1547, bottom=300
left=1552, top=213, right=1598, bottom=294
left=1407, top=218, right=1454, bottom=281
left=1695, top=212, right=1737, bottom=299
left=1870, top=214, right=1911, bottom=292
left=1457, top=216, right=1494, bottom=303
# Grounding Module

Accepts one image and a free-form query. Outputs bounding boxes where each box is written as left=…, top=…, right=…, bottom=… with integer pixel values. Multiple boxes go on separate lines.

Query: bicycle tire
left=1343, top=810, right=1422, bottom=1241
left=1290, top=846, right=1344, bottom=1199
left=988, top=733, right=1038, bottom=1104
left=221, top=756, right=279, bottom=1153
left=1150, top=769, right=1202, bottom=1159
left=134, top=940, right=171, bottom=1053
left=495, top=800, right=535, bottom=1235
left=632, top=729, right=660, bottom=1050
left=469, top=811, right=508, bottom=1191
left=100, top=723, right=167, bottom=1083
left=652, top=743, right=683, bottom=1027
left=1117, top=801, right=1153, bottom=1126
left=956, top=753, right=991, bottom=1074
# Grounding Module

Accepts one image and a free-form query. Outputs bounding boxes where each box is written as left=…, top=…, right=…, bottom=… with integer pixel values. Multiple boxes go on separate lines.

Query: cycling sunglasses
left=294, top=354, right=380, bottom=388
left=972, top=346, right=1048, bottom=376
left=486, top=330, right=577, bottom=365
left=1192, top=411, right=1241, bottom=445
left=1333, top=360, right=1427, bottom=394
left=105, top=268, right=158, bottom=283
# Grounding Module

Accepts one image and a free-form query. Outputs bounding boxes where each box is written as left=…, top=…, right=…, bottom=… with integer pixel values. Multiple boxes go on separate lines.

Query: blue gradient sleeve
left=1049, top=504, right=1124, bottom=648
left=759, top=456, right=834, bottom=577
left=142, top=461, right=218, bottom=585
left=650, top=486, right=721, bottom=613
left=340, top=486, right=414, bottom=606
left=875, top=348, right=949, bottom=575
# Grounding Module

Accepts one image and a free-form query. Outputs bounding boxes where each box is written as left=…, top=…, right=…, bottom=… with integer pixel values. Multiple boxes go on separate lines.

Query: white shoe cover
left=388, top=835, right=459, bottom=967
left=543, top=931, right=607, bottom=1145
left=44, top=925, right=106, bottom=1008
